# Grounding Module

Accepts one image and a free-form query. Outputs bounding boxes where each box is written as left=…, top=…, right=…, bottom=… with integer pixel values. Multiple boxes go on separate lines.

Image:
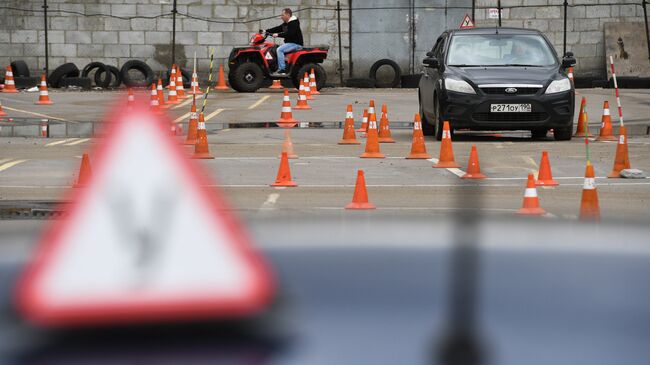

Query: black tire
left=531, top=129, right=548, bottom=140
left=401, top=74, right=422, bottom=88
left=369, top=59, right=401, bottom=88
left=292, top=63, right=326, bottom=91
left=120, top=60, right=155, bottom=88
left=10, top=60, right=30, bottom=77
left=433, top=96, right=449, bottom=141
left=229, top=62, right=264, bottom=92
left=13, top=76, right=40, bottom=89
left=94, top=65, right=121, bottom=88
left=344, top=78, right=376, bottom=88
left=554, top=126, right=572, bottom=141
left=82, top=62, right=111, bottom=88
left=49, top=63, right=80, bottom=88
left=419, top=95, right=434, bottom=136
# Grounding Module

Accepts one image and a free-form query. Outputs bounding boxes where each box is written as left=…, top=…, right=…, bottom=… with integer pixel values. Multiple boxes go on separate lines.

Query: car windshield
left=447, top=34, right=557, bottom=67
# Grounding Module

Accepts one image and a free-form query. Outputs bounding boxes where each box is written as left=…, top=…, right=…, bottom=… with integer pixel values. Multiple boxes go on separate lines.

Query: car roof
left=447, top=27, right=544, bottom=36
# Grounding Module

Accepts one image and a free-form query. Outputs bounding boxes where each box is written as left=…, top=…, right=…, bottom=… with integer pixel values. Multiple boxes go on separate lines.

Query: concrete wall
left=474, top=0, right=647, bottom=79
left=0, top=0, right=349, bottom=83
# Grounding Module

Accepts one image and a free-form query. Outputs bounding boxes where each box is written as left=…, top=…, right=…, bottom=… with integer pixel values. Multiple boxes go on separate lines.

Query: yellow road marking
left=173, top=112, right=191, bottom=124
left=0, top=159, right=26, bottom=172
left=172, top=97, right=193, bottom=110
left=2, top=106, right=74, bottom=123
left=248, top=95, right=270, bottom=110
left=46, top=138, right=77, bottom=147
left=205, top=108, right=224, bottom=121
left=64, top=138, right=90, bottom=146
left=0, top=159, right=10, bottom=165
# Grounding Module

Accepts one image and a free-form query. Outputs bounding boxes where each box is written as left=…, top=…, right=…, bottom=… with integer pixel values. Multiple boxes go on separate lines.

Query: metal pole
left=497, top=0, right=502, bottom=27
left=171, top=0, right=177, bottom=68
left=471, top=0, right=475, bottom=22
left=563, top=0, right=568, bottom=56
left=641, top=0, right=650, bottom=60
left=43, top=0, right=49, bottom=77
left=348, top=0, right=353, bottom=78
left=337, top=1, right=344, bottom=85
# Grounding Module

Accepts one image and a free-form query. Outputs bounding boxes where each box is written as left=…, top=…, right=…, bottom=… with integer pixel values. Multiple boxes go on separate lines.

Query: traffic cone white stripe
left=583, top=177, right=596, bottom=190
left=282, top=106, right=292, bottom=113
left=346, top=112, right=353, bottom=118
left=524, top=188, right=538, bottom=198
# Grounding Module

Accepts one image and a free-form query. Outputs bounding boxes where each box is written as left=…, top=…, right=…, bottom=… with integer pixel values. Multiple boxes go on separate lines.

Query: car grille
left=473, top=112, right=549, bottom=122
left=480, top=87, right=541, bottom=95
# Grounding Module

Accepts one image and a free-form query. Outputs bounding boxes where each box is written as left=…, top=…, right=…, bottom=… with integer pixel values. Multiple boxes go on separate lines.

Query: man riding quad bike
left=227, top=8, right=329, bottom=92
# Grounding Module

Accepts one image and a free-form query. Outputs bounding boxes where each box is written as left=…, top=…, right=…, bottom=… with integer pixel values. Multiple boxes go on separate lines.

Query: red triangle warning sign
left=460, top=14, right=475, bottom=29
left=16, top=106, right=275, bottom=327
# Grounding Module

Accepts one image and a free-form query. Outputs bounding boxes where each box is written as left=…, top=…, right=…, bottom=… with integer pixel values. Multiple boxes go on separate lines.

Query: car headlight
left=545, top=78, right=571, bottom=94
left=444, top=78, right=476, bottom=94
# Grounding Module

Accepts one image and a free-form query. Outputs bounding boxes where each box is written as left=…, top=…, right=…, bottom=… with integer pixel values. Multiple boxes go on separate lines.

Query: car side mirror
left=426, top=51, right=434, bottom=57
left=562, top=56, right=576, bottom=68
left=423, top=57, right=440, bottom=68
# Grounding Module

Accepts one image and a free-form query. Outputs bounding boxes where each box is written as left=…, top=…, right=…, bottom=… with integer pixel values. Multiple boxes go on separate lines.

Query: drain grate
left=0, top=201, right=70, bottom=220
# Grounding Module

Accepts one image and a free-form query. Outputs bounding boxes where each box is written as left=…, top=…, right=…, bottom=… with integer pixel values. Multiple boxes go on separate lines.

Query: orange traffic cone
left=596, top=101, right=616, bottom=141
left=309, top=68, right=320, bottom=95
left=184, top=95, right=198, bottom=146
left=303, top=72, right=313, bottom=100
left=433, top=121, right=459, bottom=168
left=608, top=125, right=631, bottom=178
left=126, top=87, right=135, bottom=108
left=188, top=69, right=203, bottom=95
left=191, top=112, right=214, bottom=159
left=40, top=119, right=48, bottom=137
left=357, top=108, right=368, bottom=133
left=580, top=163, right=600, bottom=221
left=535, top=150, right=559, bottom=186
left=517, top=173, right=546, bottom=215
left=73, top=153, right=92, bottom=188
left=271, top=152, right=297, bottom=187
left=277, top=88, right=298, bottom=127
left=567, top=66, right=575, bottom=85
left=175, top=65, right=187, bottom=99
left=270, top=79, right=283, bottom=89
left=166, top=64, right=176, bottom=89
left=406, top=113, right=431, bottom=159
left=461, top=145, right=486, bottom=179
left=360, top=111, right=385, bottom=158
left=167, top=74, right=179, bottom=104
left=215, top=64, right=229, bottom=90
left=368, top=99, right=376, bottom=118
left=157, top=79, right=167, bottom=108
left=574, top=97, right=590, bottom=137
left=149, top=83, right=160, bottom=112
left=279, top=129, right=298, bottom=159
left=345, top=170, right=376, bottom=210
left=34, top=74, right=53, bottom=105
left=378, top=103, right=395, bottom=143
left=294, top=79, right=311, bottom=110
left=0, top=100, right=7, bottom=116
left=339, top=104, right=360, bottom=145
left=2, top=66, right=18, bottom=93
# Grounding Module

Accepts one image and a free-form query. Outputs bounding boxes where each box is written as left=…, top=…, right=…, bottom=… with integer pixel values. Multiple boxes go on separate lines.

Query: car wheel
left=230, top=62, right=264, bottom=92
left=419, top=94, right=434, bottom=136
left=531, top=129, right=548, bottom=140
left=433, top=97, right=449, bottom=141
left=554, top=126, right=572, bottom=141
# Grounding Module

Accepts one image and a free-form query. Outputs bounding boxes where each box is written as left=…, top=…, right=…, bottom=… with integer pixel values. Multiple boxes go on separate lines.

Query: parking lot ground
left=0, top=87, right=649, bottom=221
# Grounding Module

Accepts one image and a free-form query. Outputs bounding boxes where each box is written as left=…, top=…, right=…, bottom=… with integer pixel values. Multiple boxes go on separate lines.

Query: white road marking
left=64, top=138, right=90, bottom=146
left=258, top=193, right=280, bottom=212
left=171, top=97, right=193, bottom=110
left=2, top=106, right=74, bottom=123
left=248, top=95, right=270, bottom=110
left=45, top=138, right=77, bottom=147
left=428, top=157, right=466, bottom=177
left=173, top=112, right=191, bottom=124
left=205, top=108, right=224, bottom=121
left=0, top=159, right=27, bottom=172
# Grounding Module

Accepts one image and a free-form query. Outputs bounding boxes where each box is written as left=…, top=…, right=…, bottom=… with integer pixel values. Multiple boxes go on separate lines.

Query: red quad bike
left=228, top=30, right=328, bottom=92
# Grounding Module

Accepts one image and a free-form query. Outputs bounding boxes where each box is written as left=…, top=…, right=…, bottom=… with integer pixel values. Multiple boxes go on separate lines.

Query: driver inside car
left=266, top=8, right=304, bottom=76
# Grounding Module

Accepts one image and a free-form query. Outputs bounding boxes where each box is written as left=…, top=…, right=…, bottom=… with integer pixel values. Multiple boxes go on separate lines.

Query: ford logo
left=505, top=87, right=518, bottom=94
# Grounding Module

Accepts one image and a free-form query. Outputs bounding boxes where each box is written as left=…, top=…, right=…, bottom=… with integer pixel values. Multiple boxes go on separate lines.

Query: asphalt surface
left=1, top=87, right=650, bottom=220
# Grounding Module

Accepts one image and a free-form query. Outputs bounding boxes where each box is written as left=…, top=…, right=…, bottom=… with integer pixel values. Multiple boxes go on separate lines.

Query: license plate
left=490, top=104, right=532, bottom=113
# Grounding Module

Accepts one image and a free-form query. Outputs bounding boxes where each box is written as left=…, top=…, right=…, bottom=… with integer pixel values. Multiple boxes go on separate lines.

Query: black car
left=418, top=27, right=576, bottom=141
